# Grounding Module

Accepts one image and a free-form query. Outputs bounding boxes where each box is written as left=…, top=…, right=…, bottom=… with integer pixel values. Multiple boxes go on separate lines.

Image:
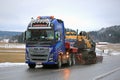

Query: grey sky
left=0, top=0, right=120, bottom=32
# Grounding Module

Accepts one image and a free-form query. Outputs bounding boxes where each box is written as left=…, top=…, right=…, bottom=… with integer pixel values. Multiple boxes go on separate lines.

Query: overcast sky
left=0, top=0, right=120, bottom=32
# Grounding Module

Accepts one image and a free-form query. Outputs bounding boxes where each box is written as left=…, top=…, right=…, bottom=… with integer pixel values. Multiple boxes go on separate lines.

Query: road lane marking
left=93, top=66, right=120, bottom=80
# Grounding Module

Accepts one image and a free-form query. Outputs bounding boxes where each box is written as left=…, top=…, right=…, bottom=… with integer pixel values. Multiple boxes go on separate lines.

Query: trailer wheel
left=90, top=51, right=97, bottom=64
left=86, top=51, right=97, bottom=64
left=28, top=64, right=36, bottom=68
left=56, top=56, right=62, bottom=68
left=67, top=54, right=72, bottom=66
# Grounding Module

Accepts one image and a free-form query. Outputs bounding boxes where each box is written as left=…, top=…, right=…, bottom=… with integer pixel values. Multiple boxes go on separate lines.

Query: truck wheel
left=28, top=64, right=36, bottom=68
left=42, top=64, right=48, bottom=68
left=56, top=56, right=62, bottom=68
left=71, top=54, right=76, bottom=65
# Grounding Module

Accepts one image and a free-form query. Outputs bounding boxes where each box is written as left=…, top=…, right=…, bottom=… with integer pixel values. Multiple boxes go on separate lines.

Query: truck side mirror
left=55, top=32, right=60, bottom=41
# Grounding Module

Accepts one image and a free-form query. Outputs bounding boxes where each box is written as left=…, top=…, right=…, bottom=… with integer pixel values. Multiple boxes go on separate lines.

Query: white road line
left=93, top=67, right=120, bottom=80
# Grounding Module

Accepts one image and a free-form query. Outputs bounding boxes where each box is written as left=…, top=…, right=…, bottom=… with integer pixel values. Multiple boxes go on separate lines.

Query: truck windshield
left=26, top=29, right=54, bottom=41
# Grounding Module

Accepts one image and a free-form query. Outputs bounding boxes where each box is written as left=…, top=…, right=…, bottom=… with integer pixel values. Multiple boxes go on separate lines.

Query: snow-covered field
left=0, top=43, right=25, bottom=48
left=96, top=48, right=120, bottom=56
left=96, top=43, right=120, bottom=56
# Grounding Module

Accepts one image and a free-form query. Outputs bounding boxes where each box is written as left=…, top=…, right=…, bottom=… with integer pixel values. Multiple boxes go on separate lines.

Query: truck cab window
left=46, top=30, right=54, bottom=40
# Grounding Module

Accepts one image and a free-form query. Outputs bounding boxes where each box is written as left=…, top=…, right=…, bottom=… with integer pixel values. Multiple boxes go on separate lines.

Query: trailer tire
left=71, top=54, right=76, bottom=65
left=28, top=64, right=36, bottom=68
left=67, top=54, right=72, bottom=66
left=86, top=51, right=97, bottom=64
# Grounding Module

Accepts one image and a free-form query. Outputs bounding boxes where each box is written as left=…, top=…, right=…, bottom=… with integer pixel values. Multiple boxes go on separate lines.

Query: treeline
left=11, top=32, right=24, bottom=43
left=89, top=25, right=120, bottom=43
left=0, top=31, right=23, bottom=43
left=9, top=25, right=120, bottom=43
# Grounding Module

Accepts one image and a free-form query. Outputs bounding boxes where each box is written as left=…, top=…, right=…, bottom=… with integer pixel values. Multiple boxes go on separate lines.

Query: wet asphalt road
left=0, top=55, right=120, bottom=80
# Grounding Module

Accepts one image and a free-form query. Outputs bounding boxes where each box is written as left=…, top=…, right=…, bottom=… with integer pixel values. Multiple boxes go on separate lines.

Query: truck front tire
left=28, top=64, right=36, bottom=68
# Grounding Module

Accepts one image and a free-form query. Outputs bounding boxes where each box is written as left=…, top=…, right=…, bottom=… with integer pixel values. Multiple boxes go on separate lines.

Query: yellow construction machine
left=65, top=30, right=96, bottom=64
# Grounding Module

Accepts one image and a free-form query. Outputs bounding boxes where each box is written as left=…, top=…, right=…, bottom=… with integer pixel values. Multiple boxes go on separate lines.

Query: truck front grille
left=28, top=47, right=49, bottom=62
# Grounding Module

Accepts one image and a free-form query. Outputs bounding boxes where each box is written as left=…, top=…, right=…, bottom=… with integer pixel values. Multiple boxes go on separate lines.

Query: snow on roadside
left=0, top=43, right=25, bottom=48
left=0, top=62, right=26, bottom=68
left=109, top=51, right=120, bottom=56
left=96, top=48, right=107, bottom=56
left=96, top=48, right=120, bottom=56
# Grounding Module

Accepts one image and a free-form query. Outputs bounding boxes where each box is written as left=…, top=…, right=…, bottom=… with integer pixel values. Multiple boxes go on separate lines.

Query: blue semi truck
left=24, top=16, right=77, bottom=68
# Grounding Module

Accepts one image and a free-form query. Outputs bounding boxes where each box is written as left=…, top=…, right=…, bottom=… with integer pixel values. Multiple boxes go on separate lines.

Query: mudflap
left=96, top=56, right=103, bottom=63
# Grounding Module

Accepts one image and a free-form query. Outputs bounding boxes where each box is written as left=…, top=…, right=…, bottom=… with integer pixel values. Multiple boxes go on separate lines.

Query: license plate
left=37, top=62, right=42, bottom=64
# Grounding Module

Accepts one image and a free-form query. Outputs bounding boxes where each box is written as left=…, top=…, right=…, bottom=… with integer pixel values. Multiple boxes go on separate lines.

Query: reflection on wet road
left=63, top=69, right=70, bottom=80
left=1, top=55, right=120, bottom=80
